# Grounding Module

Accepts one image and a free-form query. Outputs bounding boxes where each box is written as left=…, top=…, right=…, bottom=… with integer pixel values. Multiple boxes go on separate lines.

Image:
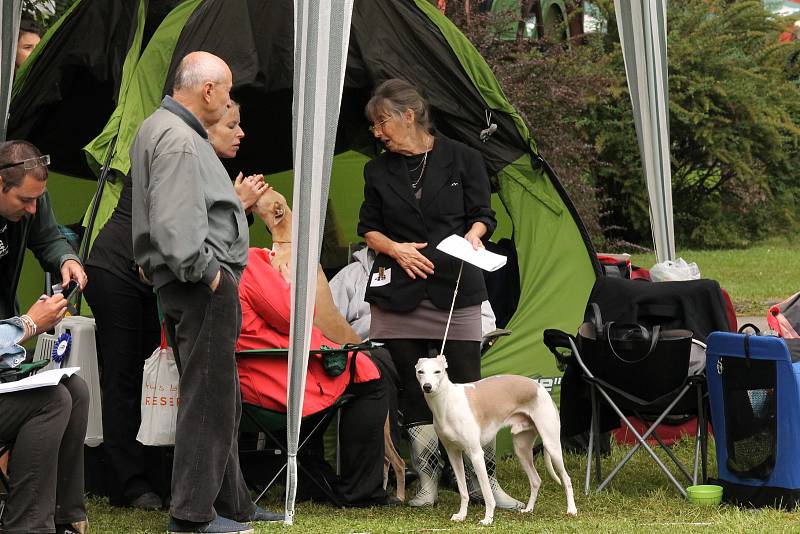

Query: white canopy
left=614, top=0, right=676, bottom=262
left=285, top=0, right=354, bottom=525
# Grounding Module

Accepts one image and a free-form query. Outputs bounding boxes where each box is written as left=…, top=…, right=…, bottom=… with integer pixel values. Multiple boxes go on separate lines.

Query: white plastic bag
left=649, top=258, right=701, bottom=282
left=136, top=333, right=179, bottom=446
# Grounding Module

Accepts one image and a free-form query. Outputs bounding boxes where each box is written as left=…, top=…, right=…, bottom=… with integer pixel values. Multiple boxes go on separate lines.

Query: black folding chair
left=236, top=343, right=376, bottom=505
left=545, top=328, right=708, bottom=497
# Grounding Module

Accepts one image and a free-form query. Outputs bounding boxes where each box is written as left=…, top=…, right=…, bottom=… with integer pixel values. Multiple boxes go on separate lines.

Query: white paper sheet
left=0, top=367, right=80, bottom=394
left=436, top=235, right=507, bottom=272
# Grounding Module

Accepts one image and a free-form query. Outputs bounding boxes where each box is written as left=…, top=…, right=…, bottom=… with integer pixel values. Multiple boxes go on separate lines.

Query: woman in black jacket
left=358, top=79, right=517, bottom=508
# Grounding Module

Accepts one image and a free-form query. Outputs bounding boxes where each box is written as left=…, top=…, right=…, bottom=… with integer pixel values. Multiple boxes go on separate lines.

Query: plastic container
left=686, top=485, right=723, bottom=506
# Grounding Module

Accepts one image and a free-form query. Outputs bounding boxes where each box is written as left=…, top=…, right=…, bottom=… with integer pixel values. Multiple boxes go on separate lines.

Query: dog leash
left=439, top=260, right=464, bottom=357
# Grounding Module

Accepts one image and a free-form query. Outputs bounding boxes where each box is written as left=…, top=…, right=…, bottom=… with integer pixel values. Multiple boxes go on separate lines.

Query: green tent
left=8, top=0, right=599, bottom=405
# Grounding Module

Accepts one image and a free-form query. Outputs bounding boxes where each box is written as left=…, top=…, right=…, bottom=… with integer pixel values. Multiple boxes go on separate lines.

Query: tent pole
left=76, top=137, right=117, bottom=314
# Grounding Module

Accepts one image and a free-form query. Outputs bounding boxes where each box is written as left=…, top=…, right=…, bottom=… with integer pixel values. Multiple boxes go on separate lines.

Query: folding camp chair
left=545, top=329, right=707, bottom=497
left=236, top=343, right=375, bottom=505
left=480, top=328, right=511, bottom=357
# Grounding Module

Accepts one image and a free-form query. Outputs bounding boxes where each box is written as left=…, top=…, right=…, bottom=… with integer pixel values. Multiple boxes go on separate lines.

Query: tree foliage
left=591, top=0, right=800, bottom=247
left=449, top=0, right=800, bottom=248
left=445, top=1, right=614, bottom=246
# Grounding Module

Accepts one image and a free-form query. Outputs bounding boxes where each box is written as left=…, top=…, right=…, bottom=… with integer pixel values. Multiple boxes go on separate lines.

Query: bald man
left=131, top=51, right=281, bottom=533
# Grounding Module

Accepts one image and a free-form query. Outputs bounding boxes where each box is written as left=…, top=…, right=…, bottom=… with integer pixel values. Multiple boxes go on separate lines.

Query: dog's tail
left=543, top=450, right=561, bottom=486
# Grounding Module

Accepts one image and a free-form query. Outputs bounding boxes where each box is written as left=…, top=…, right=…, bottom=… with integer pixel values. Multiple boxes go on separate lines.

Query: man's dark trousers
left=158, top=269, right=255, bottom=523
left=0, top=375, right=89, bottom=533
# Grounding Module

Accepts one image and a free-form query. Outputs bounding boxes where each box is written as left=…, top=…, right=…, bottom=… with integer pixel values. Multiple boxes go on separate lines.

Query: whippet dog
left=416, top=355, right=577, bottom=525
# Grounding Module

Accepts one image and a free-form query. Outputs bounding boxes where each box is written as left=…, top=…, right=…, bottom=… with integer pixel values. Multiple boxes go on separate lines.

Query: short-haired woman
left=358, top=79, right=518, bottom=508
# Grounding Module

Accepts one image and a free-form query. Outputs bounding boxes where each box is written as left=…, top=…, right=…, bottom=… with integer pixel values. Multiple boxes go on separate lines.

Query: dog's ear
left=437, top=354, right=448, bottom=369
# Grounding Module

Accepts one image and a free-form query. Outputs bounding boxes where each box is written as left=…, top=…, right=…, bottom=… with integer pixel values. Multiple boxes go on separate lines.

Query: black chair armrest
left=543, top=329, right=576, bottom=371
left=0, top=359, right=51, bottom=383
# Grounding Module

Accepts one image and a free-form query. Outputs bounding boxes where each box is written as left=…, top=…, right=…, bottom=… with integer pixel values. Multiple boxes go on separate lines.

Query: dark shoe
left=344, top=494, right=403, bottom=508
left=55, top=523, right=85, bottom=534
left=168, top=515, right=254, bottom=534
left=130, top=491, right=162, bottom=510
left=249, top=506, right=284, bottom=523
left=378, top=495, right=403, bottom=507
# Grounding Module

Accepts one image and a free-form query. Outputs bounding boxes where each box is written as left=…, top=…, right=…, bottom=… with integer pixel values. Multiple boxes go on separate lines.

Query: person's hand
left=391, top=242, right=434, bottom=280
left=464, top=222, right=488, bottom=250
left=210, top=270, right=222, bottom=292
left=60, top=259, right=88, bottom=289
left=234, top=173, right=269, bottom=212
left=138, top=266, right=153, bottom=286
left=463, top=230, right=484, bottom=250
left=277, top=262, right=291, bottom=283
left=25, top=294, right=68, bottom=333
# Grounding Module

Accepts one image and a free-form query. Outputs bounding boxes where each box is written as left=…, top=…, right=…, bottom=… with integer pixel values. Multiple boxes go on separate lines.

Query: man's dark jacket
left=0, top=192, right=78, bottom=319
left=357, top=134, right=496, bottom=313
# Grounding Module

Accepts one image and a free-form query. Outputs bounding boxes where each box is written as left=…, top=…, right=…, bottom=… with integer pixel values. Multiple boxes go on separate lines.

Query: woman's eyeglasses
left=0, top=154, right=50, bottom=172
left=368, top=117, right=391, bottom=134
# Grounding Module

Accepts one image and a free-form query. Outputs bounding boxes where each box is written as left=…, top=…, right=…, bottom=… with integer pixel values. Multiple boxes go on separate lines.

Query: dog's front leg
left=467, top=447, right=495, bottom=525
left=442, top=444, right=469, bottom=522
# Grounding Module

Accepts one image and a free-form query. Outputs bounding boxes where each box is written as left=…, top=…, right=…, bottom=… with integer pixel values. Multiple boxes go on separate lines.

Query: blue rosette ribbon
left=52, top=332, right=72, bottom=369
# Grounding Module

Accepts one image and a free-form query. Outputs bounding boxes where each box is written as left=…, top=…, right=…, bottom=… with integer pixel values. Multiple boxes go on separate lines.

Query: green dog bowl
left=686, top=485, right=723, bottom=506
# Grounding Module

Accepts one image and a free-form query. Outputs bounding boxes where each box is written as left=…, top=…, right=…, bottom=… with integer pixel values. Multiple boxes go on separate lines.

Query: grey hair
left=366, top=79, right=432, bottom=132
left=173, top=52, right=228, bottom=93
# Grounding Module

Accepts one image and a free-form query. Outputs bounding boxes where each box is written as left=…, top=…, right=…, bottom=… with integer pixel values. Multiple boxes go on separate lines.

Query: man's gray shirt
left=131, top=95, right=248, bottom=289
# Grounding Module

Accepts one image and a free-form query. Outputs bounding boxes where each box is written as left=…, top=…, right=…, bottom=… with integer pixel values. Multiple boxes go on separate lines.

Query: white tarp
left=0, top=0, right=22, bottom=142
left=286, top=0, right=354, bottom=525
left=614, top=0, right=675, bottom=262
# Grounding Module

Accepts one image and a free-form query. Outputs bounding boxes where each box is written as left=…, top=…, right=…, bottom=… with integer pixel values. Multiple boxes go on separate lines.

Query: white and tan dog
left=415, top=355, right=577, bottom=525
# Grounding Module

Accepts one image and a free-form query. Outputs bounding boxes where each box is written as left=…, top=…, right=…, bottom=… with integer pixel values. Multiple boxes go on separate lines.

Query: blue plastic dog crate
left=706, top=331, right=800, bottom=508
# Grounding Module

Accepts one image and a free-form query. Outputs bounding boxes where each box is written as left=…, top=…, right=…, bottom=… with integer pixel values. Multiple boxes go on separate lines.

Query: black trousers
left=336, top=372, right=389, bottom=504
left=83, top=265, right=161, bottom=502
left=158, top=270, right=254, bottom=523
left=375, top=339, right=481, bottom=426
left=0, top=375, right=88, bottom=533
left=293, top=352, right=393, bottom=505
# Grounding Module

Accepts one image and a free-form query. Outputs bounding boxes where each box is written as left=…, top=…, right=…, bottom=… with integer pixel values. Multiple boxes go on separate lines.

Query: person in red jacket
left=236, top=186, right=399, bottom=507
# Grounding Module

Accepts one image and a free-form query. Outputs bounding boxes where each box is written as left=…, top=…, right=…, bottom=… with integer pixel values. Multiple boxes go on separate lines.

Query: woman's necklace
left=410, top=138, right=433, bottom=190
left=407, top=155, right=426, bottom=173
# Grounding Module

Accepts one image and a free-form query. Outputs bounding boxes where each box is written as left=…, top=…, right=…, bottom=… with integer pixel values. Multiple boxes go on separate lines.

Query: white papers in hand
left=0, top=367, right=80, bottom=394
left=436, top=234, right=507, bottom=272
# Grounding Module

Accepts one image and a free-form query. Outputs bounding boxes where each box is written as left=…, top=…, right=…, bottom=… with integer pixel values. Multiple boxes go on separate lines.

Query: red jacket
left=236, top=248, right=380, bottom=416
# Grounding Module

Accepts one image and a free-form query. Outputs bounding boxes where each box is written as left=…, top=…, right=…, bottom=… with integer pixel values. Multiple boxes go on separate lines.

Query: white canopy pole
left=286, top=0, right=354, bottom=525
left=614, top=0, right=675, bottom=262
left=0, top=0, right=23, bottom=142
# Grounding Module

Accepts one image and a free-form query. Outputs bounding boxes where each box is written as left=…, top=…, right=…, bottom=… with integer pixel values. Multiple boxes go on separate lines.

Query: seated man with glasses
left=0, top=292, right=90, bottom=534
left=0, top=140, right=87, bottom=321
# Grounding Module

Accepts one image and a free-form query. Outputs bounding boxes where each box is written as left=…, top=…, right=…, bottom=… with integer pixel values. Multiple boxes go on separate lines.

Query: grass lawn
left=628, top=236, right=800, bottom=315
left=85, top=438, right=800, bottom=533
